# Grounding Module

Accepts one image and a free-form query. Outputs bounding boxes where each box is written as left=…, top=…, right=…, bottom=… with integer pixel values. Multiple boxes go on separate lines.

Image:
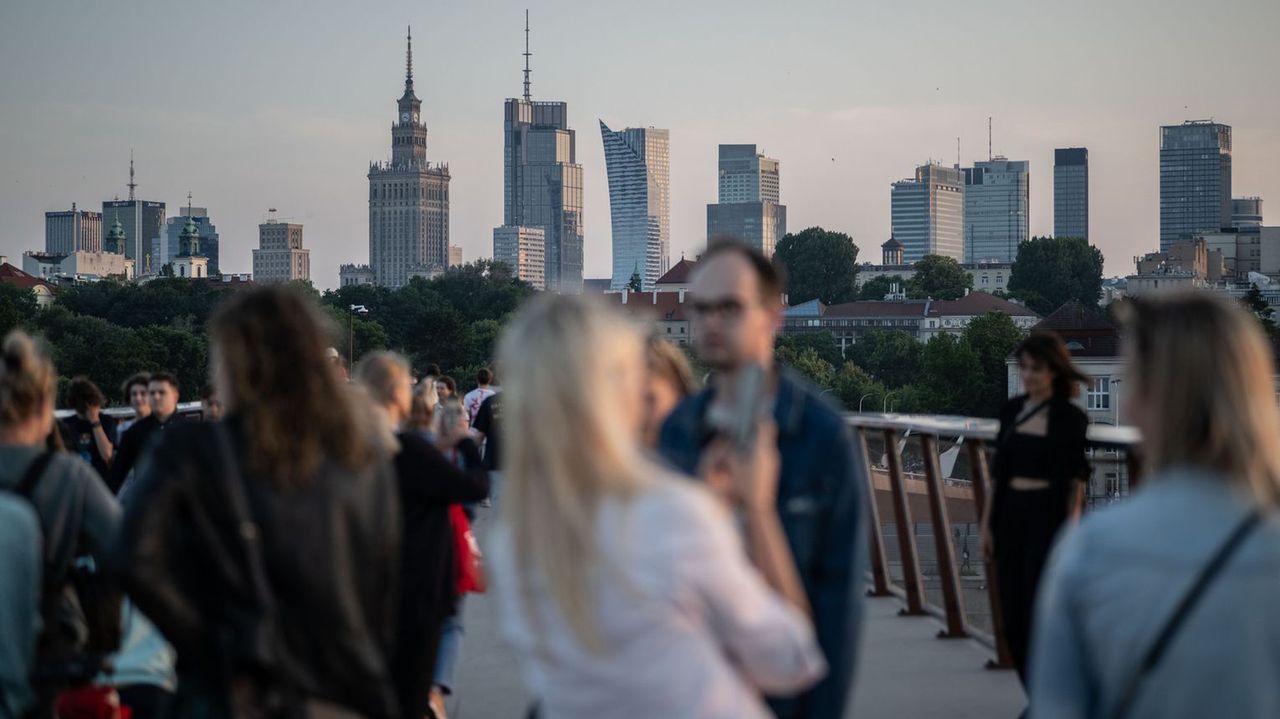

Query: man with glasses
left=658, top=240, right=867, bottom=719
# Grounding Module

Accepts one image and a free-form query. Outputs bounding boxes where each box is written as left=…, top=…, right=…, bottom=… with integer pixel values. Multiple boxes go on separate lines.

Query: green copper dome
left=105, top=217, right=126, bottom=254
left=179, top=215, right=200, bottom=256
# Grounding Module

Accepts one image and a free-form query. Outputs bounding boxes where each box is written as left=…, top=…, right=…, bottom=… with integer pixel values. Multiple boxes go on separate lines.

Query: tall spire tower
left=523, top=10, right=532, bottom=102
left=127, top=150, right=137, bottom=201
left=405, top=25, right=413, bottom=87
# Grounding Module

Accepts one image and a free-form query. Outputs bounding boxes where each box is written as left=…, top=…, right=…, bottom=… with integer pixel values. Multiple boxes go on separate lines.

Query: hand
left=734, top=421, right=780, bottom=512
left=85, top=405, right=101, bottom=424
left=697, top=438, right=737, bottom=509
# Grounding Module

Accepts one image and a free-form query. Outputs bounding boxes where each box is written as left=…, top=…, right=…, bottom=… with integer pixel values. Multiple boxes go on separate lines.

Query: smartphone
left=707, top=362, right=771, bottom=453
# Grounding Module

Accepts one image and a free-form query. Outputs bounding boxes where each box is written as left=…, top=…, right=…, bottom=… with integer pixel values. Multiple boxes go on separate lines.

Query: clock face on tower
left=401, top=111, right=410, bottom=122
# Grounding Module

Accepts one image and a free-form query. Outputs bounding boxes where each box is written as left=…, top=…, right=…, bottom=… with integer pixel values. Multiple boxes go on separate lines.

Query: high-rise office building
left=601, top=122, right=670, bottom=290
left=45, top=204, right=103, bottom=254
left=963, top=157, right=1029, bottom=263
left=253, top=218, right=309, bottom=283
left=153, top=202, right=219, bottom=275
left=493, top=225, right=546, bottom=290
left=1160, top=120, right=1232, bottom=251
left=1053, top=147, right=1089, bottom=240
left=706, top=144, right=787, bottom=257
left=502, top=14, right=583, bottom=293
left=448, top=245, right=463, bottom=267
left=368, top=28, right=451, bottom=288
left=891, top=163, right=965, bottom=263
left=1232, top=197, right=1263, bottom=229
left=102, top=155, right=165, bottom=274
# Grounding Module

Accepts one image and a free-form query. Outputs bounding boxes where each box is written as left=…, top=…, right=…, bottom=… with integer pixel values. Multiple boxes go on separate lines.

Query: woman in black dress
left=983, top=331, right=1089, bottom=688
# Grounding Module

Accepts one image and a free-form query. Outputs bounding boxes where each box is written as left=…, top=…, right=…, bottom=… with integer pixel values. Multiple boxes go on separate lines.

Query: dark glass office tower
left=1053, top=148, right=1088, bottom=240
left=1160, top=121, right=1231, bottom=251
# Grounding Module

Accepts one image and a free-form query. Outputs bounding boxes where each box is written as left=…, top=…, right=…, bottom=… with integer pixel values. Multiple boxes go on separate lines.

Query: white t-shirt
left=488, top=474, right=826, bottom=719
left=463, top=387, right=496, bottom=425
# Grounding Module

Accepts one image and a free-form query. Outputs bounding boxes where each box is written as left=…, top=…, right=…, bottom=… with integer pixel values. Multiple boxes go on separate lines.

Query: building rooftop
left=881, top=236, right=904, bottom=250
left=582, top=278, right=612, bottom=294
left=932, top=292, right=1038, bottom=318
left=603, top=290, right=690, bottom=322
left=655, top=258, right=697, bottom=286
left=0, top=262, right=56, bottom=293
left=1033, top=300, right=1119, bottom=357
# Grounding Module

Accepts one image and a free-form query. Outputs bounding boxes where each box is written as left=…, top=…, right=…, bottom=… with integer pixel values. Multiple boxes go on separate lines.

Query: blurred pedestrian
left=61, top=376, right=117, bottom=478
left=106, top=372, right=181, bottom=495
left=1029, top=293, right=1280, bottom=719
left=490, top=294, right=825, bottom=719
left=462, top=368, right=496, bottom=426
left=983, top=331, right=1089, bottom=690
left=434, top=376, right=456, bottom=404
left=356, top=352, right=488, bottom=719
left=199, top=388, right=223, bottom=422
left=658, top=240, right=866, bottom=719
left=642, top=335, right=695, bottom=449
left=406, top=382, right=439, bottom=442
left=116, top=373, right=151, bottom=443
left=114, top=287, right=403, bottom=717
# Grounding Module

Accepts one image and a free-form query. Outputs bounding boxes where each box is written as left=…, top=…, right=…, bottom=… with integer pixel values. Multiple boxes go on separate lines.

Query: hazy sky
left=2, top=0, right=1278, bottom=288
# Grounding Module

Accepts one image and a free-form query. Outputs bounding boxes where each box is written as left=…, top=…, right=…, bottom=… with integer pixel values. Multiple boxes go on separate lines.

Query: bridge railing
left=848, top=412, right=1141, bottom=668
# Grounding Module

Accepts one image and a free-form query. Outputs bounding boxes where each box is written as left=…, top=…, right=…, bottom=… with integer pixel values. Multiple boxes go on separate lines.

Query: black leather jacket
left=113, top=419, right=402, bottom=717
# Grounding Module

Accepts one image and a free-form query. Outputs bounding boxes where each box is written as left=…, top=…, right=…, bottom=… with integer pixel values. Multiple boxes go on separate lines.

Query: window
left=1087, top=377, right=1111, bottom=410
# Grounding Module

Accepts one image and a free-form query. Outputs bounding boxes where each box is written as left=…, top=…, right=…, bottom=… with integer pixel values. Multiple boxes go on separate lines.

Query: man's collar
left=699, top=367, right=806, bottom=437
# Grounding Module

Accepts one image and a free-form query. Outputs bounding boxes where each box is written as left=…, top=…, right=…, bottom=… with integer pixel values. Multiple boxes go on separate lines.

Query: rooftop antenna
left=406, top=26, right=413, bottom=83
left=187, top=191, right=193, bottom=216
left=988, top=117, right=993, bottom=162
left=522, top=10, right=532, bottom=102
left=127, top=150, right=137, bottom=201
left=956, top=137, right=961, bottom=167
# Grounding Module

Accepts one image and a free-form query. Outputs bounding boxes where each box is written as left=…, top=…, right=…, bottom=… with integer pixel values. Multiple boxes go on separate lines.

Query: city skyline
left=2, top=1, right=1278, bottom=288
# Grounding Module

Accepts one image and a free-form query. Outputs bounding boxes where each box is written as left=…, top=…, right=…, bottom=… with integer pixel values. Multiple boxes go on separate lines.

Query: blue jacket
left=658, top=369, right=867, bottom=719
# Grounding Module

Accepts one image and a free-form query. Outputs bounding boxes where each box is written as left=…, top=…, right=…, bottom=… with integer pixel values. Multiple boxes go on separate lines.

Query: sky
left=2, top=0, right=1278, bottom=288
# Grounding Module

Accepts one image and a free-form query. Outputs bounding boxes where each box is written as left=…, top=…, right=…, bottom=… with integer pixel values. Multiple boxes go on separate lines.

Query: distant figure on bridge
left=1030, top=293, right=1280, bottom=719
left=489, top=294, right=825, bottom=719
left=659, top=240, right=867, bottom=719
left=462, top=367, right=497, bottom=426
left=115, top=287, right=403, bottom=717
left=60, top=376, right=116, bottom=478
left=116, top=372, right=151, bottom=444
left=106, top=371, right=182, bottom=495
left=984, top=331, right=1089, bottom=692
left=641, top=333, right=696, bottom=449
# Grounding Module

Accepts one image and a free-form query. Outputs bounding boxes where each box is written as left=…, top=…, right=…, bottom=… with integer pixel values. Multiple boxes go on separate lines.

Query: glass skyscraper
left=1053, top=147, right=1089, bottom=240
left=153, top=206, right=219, bottom=275
left=706, top=144, right=787, bottom=257
left=891, top=163, right=965, bottom=263
left=963, top=158, right=1029, bottom=263
left=1160, top=120, right=1232, bottom=251
left=600, top=122, right=670, bottom=290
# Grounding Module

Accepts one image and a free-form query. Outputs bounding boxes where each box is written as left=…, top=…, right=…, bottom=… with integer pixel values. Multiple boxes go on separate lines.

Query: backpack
left=9, top=452, right=123, bottom=716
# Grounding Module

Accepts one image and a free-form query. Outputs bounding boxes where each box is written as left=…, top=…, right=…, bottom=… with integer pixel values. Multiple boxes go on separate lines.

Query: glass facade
left=1159, top=121, right=1232, bottom=251
left=153, top=208, right=220, bottom=275
left=102, top=199, right=166, bottom=272
left=492, top=225, right=546, bottom=290
left=707, top=144, right=786, bottom=255
left=44, top=207, right=103, bottom=254
left=1053, top=147, right=1089, bottom=240
left=504, top=99, right=583, bottom=293
left=601, top=122, right=670, bottom=290
left=891, top=164, right=964, bottom=263
left=963, top=158, right=1029, bottom=263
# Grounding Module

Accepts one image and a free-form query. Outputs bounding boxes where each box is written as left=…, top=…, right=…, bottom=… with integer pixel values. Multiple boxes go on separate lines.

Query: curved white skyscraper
left=600, top=121, right=669, bottom=290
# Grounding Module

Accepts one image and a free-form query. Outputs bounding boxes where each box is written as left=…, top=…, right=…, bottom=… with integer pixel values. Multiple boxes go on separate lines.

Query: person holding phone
left=658, top=239, right=868, bottom=719
left=489, top=294, right=825, bottom=719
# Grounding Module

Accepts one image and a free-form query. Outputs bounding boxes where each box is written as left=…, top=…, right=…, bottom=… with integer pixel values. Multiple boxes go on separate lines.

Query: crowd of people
left=1, top=237, right=1277, bottom=719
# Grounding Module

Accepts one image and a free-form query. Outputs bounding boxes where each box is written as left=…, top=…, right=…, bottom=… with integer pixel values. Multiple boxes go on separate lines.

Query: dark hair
left=436, top=375, right=456, bottom=394
left=701, top=237, right=786, bottom=303
left=0, top=331, right=56, bottom=427
left=120, top=372, right=151, bottom=401
left=477, top=367, right=493, bottom=385
left=209, top=286, right=378, bottom=488
left=149, top=371, right=180, bottom=395
left=200, top=386, right=218, bottom=402
left=1016, top=331, right=1088, bottom=399
left=424, top=363, right=442, bottom=377
left=66, top=376, right=105, bottom=414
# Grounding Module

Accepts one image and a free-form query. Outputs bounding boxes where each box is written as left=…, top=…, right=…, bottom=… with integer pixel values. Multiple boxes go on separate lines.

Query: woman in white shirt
left=488, top=294, right=825, bottom=719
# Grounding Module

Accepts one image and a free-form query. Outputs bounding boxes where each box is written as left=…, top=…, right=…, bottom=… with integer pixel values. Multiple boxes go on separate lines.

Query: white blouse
left=488, top=474, right=826, bottom=719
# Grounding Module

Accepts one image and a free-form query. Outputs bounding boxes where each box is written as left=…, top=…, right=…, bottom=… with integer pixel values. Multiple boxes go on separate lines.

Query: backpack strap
left=14, top=450, right=55, bottom=504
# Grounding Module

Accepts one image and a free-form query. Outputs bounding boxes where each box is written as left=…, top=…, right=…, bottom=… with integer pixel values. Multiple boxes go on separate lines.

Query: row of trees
left=775, top=311, right=1027, bottom=418
left=0, top=260, right=533, bottom=405
left=773, top=226, right=1104, bottom=314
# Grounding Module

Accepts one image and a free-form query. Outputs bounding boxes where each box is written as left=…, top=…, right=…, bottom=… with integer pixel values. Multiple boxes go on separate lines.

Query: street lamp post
left=348, top=304, right=370, bottom=373
left=859, top=392, right=876, bottom=412
left=883, top=389, right=897, bottom=413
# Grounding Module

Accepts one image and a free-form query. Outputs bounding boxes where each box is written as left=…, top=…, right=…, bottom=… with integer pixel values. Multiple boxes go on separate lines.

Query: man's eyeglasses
left=691, top=299, right=745, bottom=320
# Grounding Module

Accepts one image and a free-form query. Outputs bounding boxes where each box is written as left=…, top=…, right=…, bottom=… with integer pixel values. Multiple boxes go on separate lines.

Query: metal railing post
left=920, top=434, right=967, bottom=638
left=883, top=428, right=926, bottom=615
left=857, top=428, right=892, bottom=597
left=965, top=439, right=1014, bottom=668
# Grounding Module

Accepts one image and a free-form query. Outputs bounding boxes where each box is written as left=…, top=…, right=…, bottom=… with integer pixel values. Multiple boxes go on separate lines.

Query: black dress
left=989, top=395, right=1089, bottom=685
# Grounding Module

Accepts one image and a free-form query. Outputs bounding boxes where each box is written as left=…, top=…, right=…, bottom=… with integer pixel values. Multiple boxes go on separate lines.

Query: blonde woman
left=488, top=295, right=825, bottom=719
left=642, top=334, right=697, bottom=449
left=1029, top=292, right=1280, bottom=719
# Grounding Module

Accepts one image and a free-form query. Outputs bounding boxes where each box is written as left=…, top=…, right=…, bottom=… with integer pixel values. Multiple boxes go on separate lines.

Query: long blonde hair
left=498, top=294, right=657, bottom=651
left=1121, top=292, right=1280, bottom=508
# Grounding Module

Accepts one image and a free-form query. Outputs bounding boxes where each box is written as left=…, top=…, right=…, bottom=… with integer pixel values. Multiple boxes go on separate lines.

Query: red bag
left=54, top=686, right=131, bottom=719
left=450, top=505, right=487, bottom=594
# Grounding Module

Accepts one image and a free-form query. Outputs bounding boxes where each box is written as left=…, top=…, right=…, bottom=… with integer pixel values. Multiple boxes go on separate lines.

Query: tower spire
left=127, top=150, right=137, bottom=201
left=522, top=10, right=532, bottom=102
left=406, top=26, right=413, bottom=84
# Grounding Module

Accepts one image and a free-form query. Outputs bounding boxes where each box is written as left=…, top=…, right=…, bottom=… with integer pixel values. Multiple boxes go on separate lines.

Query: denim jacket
left=658, top=368, right=868, bottom=719
left=1029, top=467, right=1280, bottom=719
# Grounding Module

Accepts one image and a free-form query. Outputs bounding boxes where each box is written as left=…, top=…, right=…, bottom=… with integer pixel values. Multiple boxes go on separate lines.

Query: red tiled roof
left=932, top=292, right=1039, bottom=317
left=1032, top=300, right=1120, bottom=358
left=655, top=259, right=697, bottom=286
left=0, top=263, right=55, bottom=292
left=1034, top=300, right=1116, bottom=331
left=602, top=290, right=690, bottom=322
